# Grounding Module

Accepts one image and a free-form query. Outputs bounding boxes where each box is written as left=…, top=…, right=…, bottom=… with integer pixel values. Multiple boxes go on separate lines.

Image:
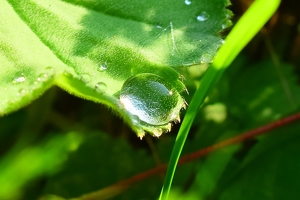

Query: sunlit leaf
left=0, top=0, right=230, bottom=135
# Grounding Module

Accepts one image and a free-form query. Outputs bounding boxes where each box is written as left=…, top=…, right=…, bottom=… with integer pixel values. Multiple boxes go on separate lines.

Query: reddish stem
left=179, top=112, right=300, bottom=164
left=79, top=112, right=300, bottom=200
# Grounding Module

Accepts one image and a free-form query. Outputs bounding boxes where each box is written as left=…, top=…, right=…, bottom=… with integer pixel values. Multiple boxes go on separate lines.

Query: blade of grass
left=159, top=0, right=281, bottom=199
left=64, top=112, right=300, bottom=200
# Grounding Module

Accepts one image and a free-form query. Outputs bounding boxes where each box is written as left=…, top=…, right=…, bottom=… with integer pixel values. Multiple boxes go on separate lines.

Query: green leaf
left=43, top=132, right=159, bottom=199
left=0, top=132, right=83, bottom=200
left=159, top=0, right=281, bottom=198
left=228, top=60, right=300, bottom=126
left=217, top=124, right=300, bottom=200
left=1, top=0, right=229, bottom=136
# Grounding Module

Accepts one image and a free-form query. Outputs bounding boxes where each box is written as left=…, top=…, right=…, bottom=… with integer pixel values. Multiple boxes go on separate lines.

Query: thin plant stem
left=71, top=110, right=299, bottom=200
left=159, top=0, right=281, bottom=199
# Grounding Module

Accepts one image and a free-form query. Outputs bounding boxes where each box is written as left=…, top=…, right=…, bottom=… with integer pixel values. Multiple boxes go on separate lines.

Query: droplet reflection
left=13, top=73, right=26, bottom=84
left=95, top=82, right=107, bottom=93
left=184, top=0, right=192, bottom=5
left=197, top=12, right=209, bottom=22
left=120, top=73, right=184, bottom=126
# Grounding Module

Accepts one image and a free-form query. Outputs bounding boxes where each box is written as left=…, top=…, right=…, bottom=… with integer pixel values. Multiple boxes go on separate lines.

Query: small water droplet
left=201, top=53, right=213, bottom=64
left=156, top=24, right=162, bottom=29
left=131, top=115, right=141, bottom=125
left=120, top=73, right=184, bottom=126
left=95, top=82, right=107, bottom=93
left=184, top=0, right=192, bottom=5
left=30, top=84, right=38, bottom=91
left=197, top=12, right=209, bottom=22
left=18, top=88, right=27, bottom=96
left=45, top=66, right=55, bottom=76
left=13, top=73, right=26, bottom=84
left=45, top=66, right=54, bottom=72
left=32, top=71, right=54, bottom=89
left=64, top=67, right=76, bottom=77
left=99, top=63, right=107, bottom=72
left=37, top=73, right=46, bottom=82
left=80, top=73, right=91, bottom=83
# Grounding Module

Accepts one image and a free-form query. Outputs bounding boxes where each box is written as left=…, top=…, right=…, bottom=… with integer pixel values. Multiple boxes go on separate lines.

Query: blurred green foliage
left=1, top=0, right=300, bottom=199
left=0, top=0, right=229, bottom=135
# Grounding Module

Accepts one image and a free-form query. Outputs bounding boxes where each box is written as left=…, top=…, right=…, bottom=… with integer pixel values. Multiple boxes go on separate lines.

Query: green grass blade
left=159, top=0, right=281, bottom=199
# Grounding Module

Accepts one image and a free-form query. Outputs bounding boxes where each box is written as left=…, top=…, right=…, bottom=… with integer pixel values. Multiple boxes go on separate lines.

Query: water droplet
left=13, top=73, right=26, bottom=84
left=156, top=24, right=163, bottom=29
left=45, top=66, right=55, bottom=77
left=197, top=12, right=209, bottom=22
left=131, top=115, right=141, bottom=125
left=184, top=0, right=192, bottom=5
left=18, top=88, right=27, bottom=96
left=37, top=73, right=48, bottom=82
left=99, top=63, right=107, bottom=72
left=64, top=67, right=76, bottom=77
left=95, top=82, right=107, bottom=93
left=201, top=53, right=213, bottom=64
left=120, top=73, right=184, bottom=126
left=45, top=66, right=54, bottom=72
left=80, top=73, right=91, bottom=83
left=222, top=20, right=232, bottom=29
left=32, top=70, right=55, bottom=88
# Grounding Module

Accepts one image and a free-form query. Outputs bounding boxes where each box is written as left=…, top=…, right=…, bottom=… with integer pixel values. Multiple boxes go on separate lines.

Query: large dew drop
left=120, top=73, right=184, bottom=126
